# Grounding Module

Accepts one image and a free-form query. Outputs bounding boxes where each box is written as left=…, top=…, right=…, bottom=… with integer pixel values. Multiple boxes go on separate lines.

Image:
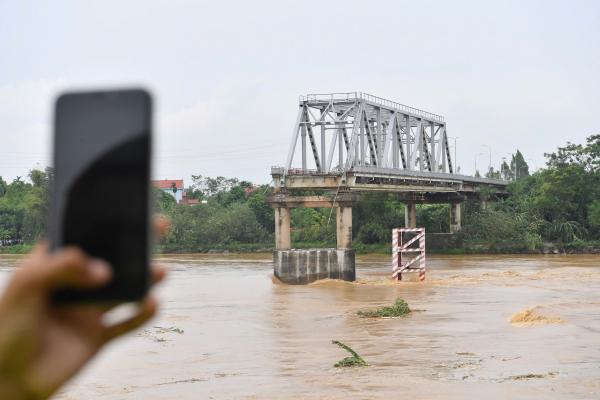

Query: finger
left=102, top=296, right=157, bottom=343
left=153, top=216, right=170, bottom=237
left=151, top=266, right=167, bottom=285
left=98, top=266, right=166, bottom=314
left=29, top=246, right=112, bottom=293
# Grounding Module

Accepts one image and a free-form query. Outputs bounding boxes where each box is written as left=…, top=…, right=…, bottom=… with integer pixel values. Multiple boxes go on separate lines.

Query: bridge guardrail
left=299, top=92, right=444, bottom=122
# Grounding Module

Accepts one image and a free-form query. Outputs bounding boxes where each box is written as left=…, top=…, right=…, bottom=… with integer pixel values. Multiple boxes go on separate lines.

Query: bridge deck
left=271, top=166, right=507, bottom=195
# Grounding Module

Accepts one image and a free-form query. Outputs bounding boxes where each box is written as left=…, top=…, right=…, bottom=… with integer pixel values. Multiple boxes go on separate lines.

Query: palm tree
left=170, top=182, right=178, bottom=195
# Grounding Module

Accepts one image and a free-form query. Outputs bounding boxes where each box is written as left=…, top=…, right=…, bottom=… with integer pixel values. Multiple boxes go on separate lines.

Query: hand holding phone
left=51, top=89, right=152, bottom=303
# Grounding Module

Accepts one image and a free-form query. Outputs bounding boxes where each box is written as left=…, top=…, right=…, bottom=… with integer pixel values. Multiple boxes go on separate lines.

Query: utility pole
left=528, top=158, right=537, bottom=172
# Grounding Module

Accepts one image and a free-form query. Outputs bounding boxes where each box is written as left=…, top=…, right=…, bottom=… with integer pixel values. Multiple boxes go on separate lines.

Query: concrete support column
left=336, top=206, right=353, bottom=249
left=405, top=204, right=416, bottom=228
left=450, top=203, right=461, bottom=233
left=275, top=207, right=291, bottom=250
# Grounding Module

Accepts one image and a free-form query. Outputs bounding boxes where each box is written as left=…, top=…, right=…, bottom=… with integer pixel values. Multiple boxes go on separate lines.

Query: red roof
left=178, top=198, right=199, bottom=205
left=152, top=179, right=183, bottom=189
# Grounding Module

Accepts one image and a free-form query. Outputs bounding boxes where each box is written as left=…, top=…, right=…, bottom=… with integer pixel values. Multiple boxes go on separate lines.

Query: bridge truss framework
left=276, top=92, right=506, bottom=193
left=286, top=92, right=451, bottom=175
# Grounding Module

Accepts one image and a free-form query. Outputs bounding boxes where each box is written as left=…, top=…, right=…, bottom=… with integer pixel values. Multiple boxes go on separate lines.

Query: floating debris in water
left=332, top=341, right=370, bottom=367
left=357, top=298, right=412, bottom=318
left=155, top=378, right=208, bottom=386
left=505, top=372, right=558, bottom=381
left=153, top=326, right=185, bottom=334
left=135, top=326, right=185, bottom=342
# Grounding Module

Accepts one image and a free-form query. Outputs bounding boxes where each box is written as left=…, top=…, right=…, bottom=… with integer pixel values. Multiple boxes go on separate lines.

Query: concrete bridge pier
left=265, top=194, right=361, bottom=284
left=405, top=204, right=416, bottom=228
left=450, top=203, right=461, bottom=233
left=337, top=206, right=353, bottom=249
left=401, top=193, right=466, bottom=234
left=274, top=207, right=291, bottom=250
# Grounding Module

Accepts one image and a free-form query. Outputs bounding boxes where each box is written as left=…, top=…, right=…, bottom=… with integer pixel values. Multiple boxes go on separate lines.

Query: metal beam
left=363, top=109, right=378, bottom=167
left=416, top=120, right=423, bottom=171
left=430, top=122, right=436, bottom=171
left=304, top=108, right=322, bottom=171
left=395, top=118, right=407, bottom=169
left=343, top=103, right=363, bottom=170
left=326, top=121, right=338, bottom=173
left=381, top=113, right=395, bottom=168
left=376, top=106, right=382, bottom=166
left=285, top=105, right=305, bottom=169
left=321, top=108, right=326, bottom=172
left=444, top=128, right=453, bottom=173
left=405, top=115, right=412, bottom=170
left=436, top=125, right=445, bottom=171
left=302, top=125, right=307, bottom=170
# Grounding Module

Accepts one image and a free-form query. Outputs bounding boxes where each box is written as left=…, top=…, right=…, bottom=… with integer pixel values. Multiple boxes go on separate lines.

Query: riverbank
left=0, top=244, right=33, bottom=254
left=3, top=242, right=598, bottom=256
left=155, top=241, right=600, bottom=255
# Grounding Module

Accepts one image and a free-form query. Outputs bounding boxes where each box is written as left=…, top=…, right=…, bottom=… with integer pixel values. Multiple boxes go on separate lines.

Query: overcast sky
left=1, top=0, right=599, bottom=186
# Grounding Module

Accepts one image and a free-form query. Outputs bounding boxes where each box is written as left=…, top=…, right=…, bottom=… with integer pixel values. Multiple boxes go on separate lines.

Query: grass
left=156, top=243, right=274, bottom=254
left=331, top=341, right=370, bottom=367
left=0, top=244, right=33, bottom=254
left=357, top=298, right=411, bottom=318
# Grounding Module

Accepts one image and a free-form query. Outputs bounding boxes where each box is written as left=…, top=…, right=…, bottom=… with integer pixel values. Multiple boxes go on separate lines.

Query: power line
left=0, top=139, right=289, bottom=156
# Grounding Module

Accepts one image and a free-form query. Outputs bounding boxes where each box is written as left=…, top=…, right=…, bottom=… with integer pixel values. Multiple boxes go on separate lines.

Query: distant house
left=245, top=186, right=261, bottom=198
left=179, top=198, right=199, bottom=205
left=179, top=189, right=199, bottom=205
left=152, top=179, right=184, bottom=203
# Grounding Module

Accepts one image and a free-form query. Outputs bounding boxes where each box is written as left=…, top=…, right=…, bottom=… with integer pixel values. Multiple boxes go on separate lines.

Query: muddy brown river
left=1, top=253, right=600, bottom=399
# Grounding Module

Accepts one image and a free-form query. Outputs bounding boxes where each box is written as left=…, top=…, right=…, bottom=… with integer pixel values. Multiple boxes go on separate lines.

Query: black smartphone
left=50, top=89, right=152, bottom=303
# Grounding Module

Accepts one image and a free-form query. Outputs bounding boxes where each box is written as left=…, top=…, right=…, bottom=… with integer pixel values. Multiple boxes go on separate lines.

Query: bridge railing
left=271, top=166, right=342, bottom=176
left=299, top=92, right=444, bottom=122
left=299, top=93, right=359, bottom=102
left=358, top=93, right=444, bottom=122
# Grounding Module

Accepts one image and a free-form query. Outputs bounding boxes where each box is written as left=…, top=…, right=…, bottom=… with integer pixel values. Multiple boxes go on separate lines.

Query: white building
left=152, top=179, right=184, bottom=203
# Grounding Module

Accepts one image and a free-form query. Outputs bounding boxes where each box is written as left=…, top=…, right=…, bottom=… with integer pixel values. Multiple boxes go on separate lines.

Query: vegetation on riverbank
left=0, top=244, right=33, bottom=254
left=1, top=135, right=600, bottom=255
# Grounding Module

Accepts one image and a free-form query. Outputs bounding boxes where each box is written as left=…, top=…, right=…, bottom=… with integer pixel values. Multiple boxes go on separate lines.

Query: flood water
left=1, top=253, right=600, bottom=399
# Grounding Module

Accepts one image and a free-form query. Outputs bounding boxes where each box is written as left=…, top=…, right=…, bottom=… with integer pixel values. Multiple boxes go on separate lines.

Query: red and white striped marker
left=392, top=228, right=425, bottom=281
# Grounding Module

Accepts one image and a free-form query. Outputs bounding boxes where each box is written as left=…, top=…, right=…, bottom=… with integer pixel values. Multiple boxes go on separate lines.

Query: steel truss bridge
left=271, top=92, right=507, bottom=197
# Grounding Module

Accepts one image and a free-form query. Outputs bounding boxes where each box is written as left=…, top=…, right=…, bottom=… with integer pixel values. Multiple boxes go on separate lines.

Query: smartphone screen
left=51, top=89, right=152, bottom=303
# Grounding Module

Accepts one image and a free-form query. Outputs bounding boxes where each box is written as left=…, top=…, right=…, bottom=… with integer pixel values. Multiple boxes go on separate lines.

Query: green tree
left=0, top=176, right=7, bottom=198
left=186, top=188, right=204, bottom=200
left=191, top=175, right=239, bottom=197
left=485, top=167, right=501, bottom=179
left=511, top=150, right=530, bottom=179
left=152, top=186, right=176, bottom=214
left=500, top=160, right=512, bottom=180
left=222, top=186, right=246, bottom=208
left=247, top=192, right=275, bottom=233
